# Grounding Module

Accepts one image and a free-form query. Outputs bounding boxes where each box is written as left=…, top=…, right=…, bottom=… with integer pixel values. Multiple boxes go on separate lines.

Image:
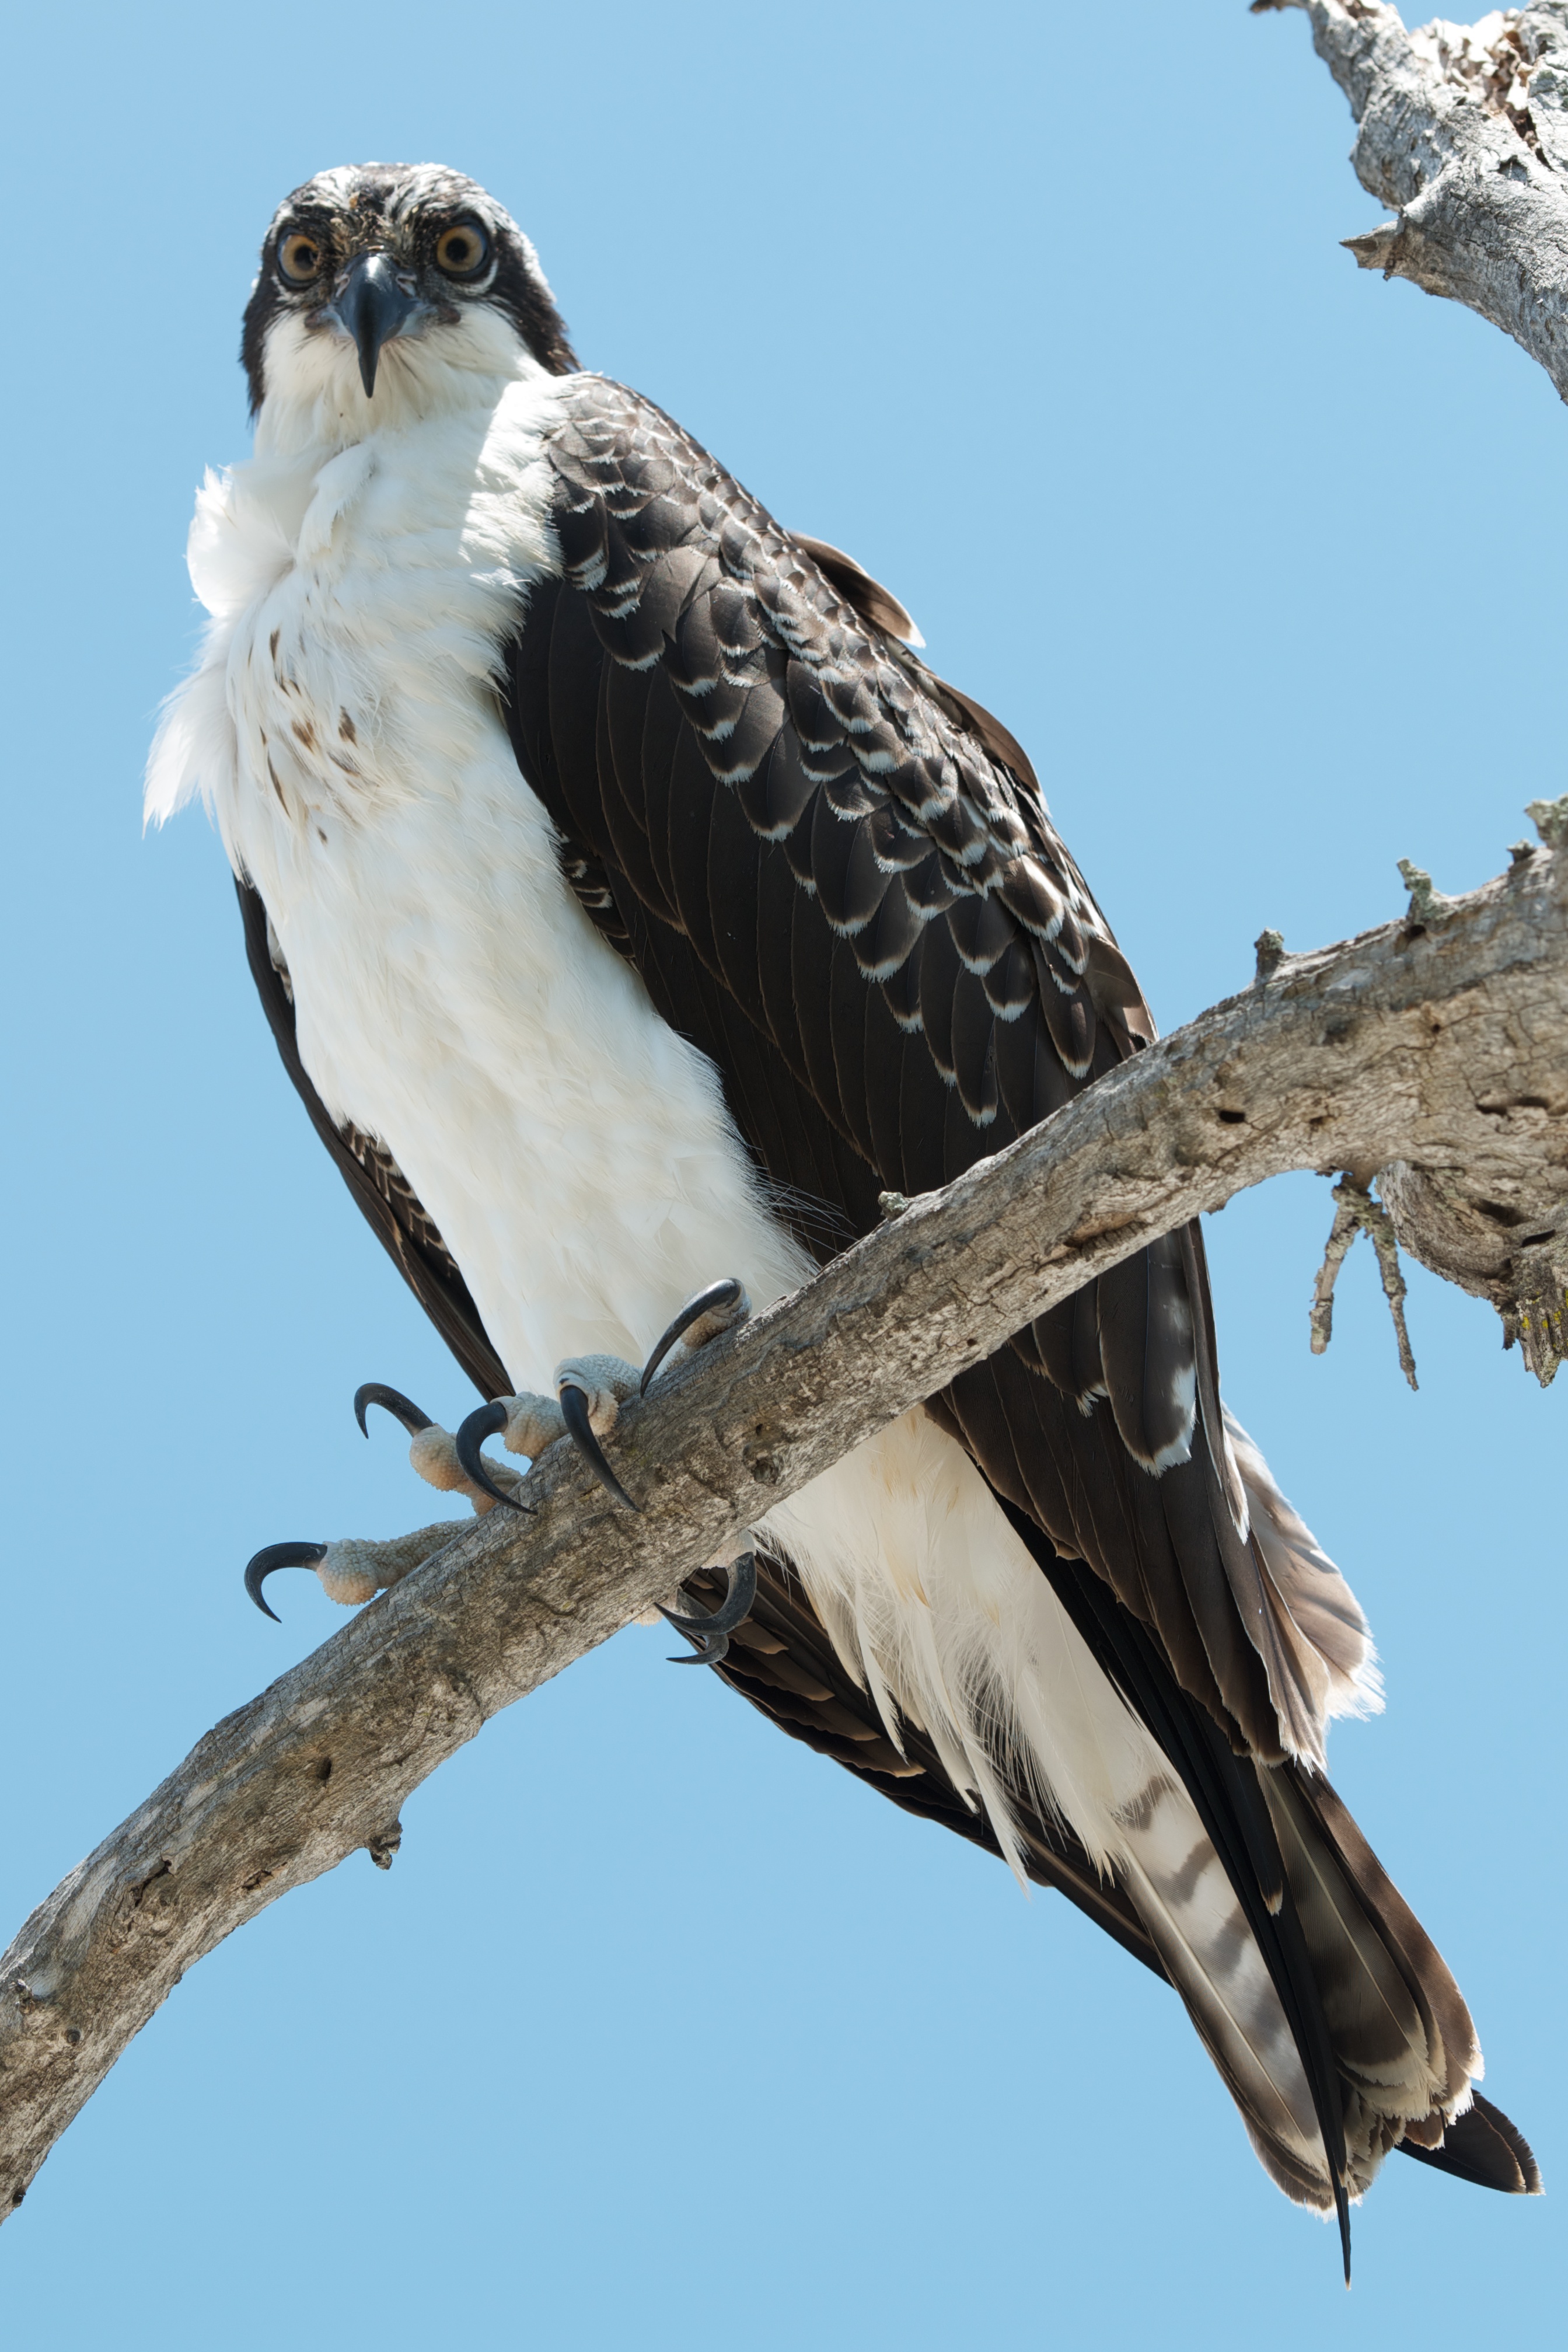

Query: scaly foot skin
left=455, top=1353, right=644, bottom=1512
left=244, top=1382, right=524, bottom=1621
left=453, top=1280, right=759, bottom=1665
left=247, top=1283, right=758, bottom=1639
left=455, top=1279, right=753, bottom=1515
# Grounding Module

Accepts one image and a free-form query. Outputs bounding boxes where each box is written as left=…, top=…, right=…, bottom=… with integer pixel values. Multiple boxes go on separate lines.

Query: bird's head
left=242, top=163, right=577, bottom=426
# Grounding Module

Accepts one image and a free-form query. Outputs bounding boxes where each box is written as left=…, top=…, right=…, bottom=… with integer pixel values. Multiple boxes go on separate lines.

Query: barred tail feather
left=766, top=1411, right=1529, bottom=2229
left=1104, top=1774, right=1330, bottom=2199
left=1260, top=1765, right=1487, bottom=2189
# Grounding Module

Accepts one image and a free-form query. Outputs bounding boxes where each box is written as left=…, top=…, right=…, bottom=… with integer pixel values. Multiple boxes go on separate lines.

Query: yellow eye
left=277, top=231, right=324, bottom=287
left=434, top=221, right=489, bottom=279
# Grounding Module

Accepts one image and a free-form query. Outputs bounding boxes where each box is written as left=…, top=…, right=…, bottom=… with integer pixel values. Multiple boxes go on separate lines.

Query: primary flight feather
left=148, top=163, right=1540, bottom=2263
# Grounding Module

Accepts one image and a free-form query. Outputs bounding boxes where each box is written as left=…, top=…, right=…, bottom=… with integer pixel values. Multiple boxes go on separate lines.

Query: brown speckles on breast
left=338, top=711, right=357, bottom=743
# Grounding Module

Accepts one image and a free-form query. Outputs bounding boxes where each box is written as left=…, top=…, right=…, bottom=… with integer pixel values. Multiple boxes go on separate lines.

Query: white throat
left=253, top=303, right=546, bottom=459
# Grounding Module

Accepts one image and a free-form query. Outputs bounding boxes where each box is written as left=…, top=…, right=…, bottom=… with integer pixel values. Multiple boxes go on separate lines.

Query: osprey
left=148, top=163, right=1539, bottom=2263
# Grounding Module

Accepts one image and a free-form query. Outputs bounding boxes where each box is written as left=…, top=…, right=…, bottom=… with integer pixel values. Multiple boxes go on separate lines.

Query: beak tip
left=329, top=251, right=417, bottom=402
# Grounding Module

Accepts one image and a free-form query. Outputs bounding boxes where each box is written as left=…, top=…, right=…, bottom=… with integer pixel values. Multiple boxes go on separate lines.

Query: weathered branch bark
left=1262, top=2, right=1568, bottom=1341
left=1257, top=2, right=1568, bottom=399
left=4, top=834, right=1566, bottom=2214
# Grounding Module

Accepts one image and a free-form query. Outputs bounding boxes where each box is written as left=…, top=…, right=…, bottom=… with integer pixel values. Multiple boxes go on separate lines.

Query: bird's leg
left=243, top=1317, right=762, bottom=1660
left=244, top=1383, right=526, bottom=1621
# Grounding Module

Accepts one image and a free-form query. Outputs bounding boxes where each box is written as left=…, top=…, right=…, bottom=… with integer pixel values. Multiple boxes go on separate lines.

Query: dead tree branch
left=1260, top=1, right=1568, bottom=1348
left=1256, top=2, right=1568, bottom=399
left=3, top=830, right=1566, bottom=2214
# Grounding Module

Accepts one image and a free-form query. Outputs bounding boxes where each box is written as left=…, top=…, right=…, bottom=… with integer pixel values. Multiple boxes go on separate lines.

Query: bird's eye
left=277, top=231, right=324, bottom=287
left=434, top=221, right=489, bottom=279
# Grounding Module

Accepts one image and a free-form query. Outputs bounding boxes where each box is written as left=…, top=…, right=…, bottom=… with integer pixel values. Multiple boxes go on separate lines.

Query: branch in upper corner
left=1259, top=2, right=1568, bottom=401
left=1, top=824, right=1565, bottom=2213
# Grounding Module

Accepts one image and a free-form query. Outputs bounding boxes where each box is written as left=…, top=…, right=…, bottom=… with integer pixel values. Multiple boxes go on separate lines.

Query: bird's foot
left=244, top=1524, right=470, bottom=1619
left=453, top=1278, right=753, bottom=1517
left=455, top=1353, right=644, bottom=1513
left=247, top=1282, right=756, bottom=1620
left=640, top=1278, right=752, bottom=1394
left=659, top=1547, right=759, bottom=1667
left=243, top=1329, right=763, bottom=1669
left=244, top=1382, right=524, bottom=1621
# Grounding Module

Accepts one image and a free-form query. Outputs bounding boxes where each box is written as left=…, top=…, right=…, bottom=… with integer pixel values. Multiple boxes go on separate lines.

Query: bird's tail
left=764, top=1412, right=1541, bottom=2239
left=1106, top=1733, right=1541, bottom=2212
left=986, top=1493, right=1542, bottom=2235
left=1267, top=1765, right=1538, bottom=2198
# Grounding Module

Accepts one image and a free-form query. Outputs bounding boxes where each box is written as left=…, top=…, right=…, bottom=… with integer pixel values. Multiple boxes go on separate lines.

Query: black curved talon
left=659, top=1551, right=758, bottom=1666
left=354, top=1383, right=434, bottom=1439
left=560, top=1383, right=639, bottom=1512
left=455, top=1401, right=525, bottom=1510
left=245, top=1540, right=328, bottom=1623
left=640, top=1278, right=748, bottom=1396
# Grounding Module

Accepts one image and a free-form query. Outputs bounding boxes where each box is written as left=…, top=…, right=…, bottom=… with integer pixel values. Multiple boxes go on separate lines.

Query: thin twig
left=1311, top=1177, right=1419, bottom=1389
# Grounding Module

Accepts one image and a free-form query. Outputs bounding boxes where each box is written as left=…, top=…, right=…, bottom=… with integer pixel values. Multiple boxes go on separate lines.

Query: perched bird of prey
left=148, top=163, right=1539, bottom=2266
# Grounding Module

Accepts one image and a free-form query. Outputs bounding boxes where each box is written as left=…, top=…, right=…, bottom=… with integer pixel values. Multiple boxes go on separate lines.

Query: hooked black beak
left=324, top=253, right=425, bottom=397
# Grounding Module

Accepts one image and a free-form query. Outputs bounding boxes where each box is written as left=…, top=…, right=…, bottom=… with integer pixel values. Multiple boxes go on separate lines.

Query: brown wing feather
left=511, top=372, right=1333, bottom=1767
left=497, top=377, right=1542, bottom=2207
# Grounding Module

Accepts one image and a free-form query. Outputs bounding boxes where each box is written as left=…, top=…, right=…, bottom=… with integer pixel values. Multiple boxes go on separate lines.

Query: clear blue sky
left=1, top=3, right=1562, bottom=2343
